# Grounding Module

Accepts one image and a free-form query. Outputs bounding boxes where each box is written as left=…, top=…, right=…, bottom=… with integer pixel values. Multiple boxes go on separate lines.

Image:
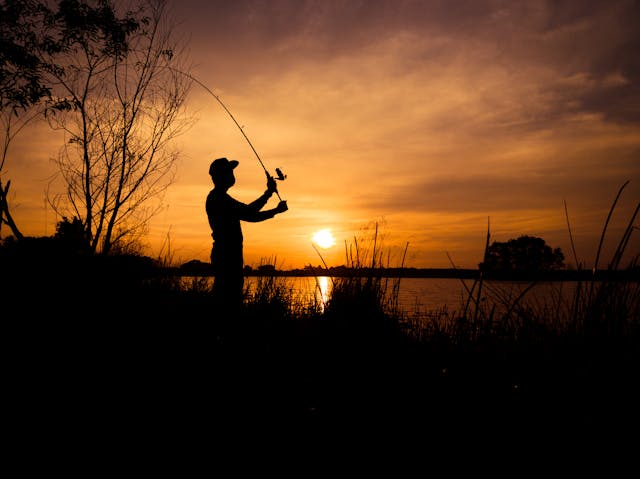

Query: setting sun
left=312, top=229, right=336, bottom=249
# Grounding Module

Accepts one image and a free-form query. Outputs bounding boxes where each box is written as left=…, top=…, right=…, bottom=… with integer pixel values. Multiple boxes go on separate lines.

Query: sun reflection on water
left=314, top=276, right=332, bottom=311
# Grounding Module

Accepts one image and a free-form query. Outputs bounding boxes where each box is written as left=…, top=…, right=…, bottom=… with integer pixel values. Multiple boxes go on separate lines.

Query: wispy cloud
left=7, top=0, right=639, bottom=268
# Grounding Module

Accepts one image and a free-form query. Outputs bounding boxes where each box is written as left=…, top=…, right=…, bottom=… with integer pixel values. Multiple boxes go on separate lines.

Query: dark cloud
left=580, top=27, right=640, bottom=123
left=183, top=0, right=640, bottom=123
left=492, top=0, right=640, bottom=124
left=182, top=0, right=509, bottom=61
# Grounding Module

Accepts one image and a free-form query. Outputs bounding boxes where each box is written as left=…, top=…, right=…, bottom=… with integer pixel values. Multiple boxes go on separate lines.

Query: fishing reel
left=275, top=167, right=287, bottom=181
left=265, top=167, right=287, bottom=201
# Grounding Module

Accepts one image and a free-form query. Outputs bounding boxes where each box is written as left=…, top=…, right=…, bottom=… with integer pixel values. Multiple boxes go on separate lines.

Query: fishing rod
left=174, top=69, right=286, bottom=200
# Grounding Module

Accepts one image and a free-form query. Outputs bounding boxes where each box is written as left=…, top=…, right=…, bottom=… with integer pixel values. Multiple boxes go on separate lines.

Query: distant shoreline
left=174, top=262, right=640, bottom=282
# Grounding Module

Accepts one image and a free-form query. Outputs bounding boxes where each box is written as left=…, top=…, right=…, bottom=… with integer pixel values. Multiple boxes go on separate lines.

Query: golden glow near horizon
left=3, top=1, right=639, bottom=270
left=312, top=229, right=337, bottom=249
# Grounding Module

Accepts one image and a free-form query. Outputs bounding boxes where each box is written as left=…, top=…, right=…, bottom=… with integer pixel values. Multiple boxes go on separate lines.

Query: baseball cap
left=209, top=157, right=239, bottom=177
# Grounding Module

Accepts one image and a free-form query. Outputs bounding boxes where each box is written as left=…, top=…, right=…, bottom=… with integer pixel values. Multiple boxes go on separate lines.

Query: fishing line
left=171, top=67, right=285, bottom=201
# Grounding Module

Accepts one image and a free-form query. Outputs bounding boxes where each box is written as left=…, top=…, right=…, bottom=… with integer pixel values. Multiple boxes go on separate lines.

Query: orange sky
left=4, top=0, right=640, bottom=270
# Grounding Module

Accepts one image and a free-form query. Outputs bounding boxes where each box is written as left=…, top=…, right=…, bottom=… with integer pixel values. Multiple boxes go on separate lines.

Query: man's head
left=209, top=157, right=238, bottom=187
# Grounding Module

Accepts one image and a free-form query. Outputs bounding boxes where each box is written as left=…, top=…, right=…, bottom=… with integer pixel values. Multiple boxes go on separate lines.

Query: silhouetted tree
left=0, top=0, right=56, bottom=240
left=480, top=235, right=565, bottom=273
left=1, top=0, right=192, bottom=254
left=41, top=0, right=193, bottom=254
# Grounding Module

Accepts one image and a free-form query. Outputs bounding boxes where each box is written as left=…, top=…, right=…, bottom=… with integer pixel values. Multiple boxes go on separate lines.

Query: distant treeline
left=2, top=237, right=638, bottom=282
left=178, top=260, right=640, bottom=282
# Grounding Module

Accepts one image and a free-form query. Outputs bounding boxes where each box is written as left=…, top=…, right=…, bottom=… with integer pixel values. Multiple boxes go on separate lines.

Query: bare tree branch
left=44, top=0, right=194, bottom=254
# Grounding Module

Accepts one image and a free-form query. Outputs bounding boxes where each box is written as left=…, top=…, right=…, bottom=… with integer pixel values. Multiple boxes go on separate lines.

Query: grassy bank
left=3, top=218, right=639, bottom=450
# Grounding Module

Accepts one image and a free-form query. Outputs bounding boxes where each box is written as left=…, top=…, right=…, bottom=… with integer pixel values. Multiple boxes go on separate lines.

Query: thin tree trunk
left=0, top=179, right=24, bottom=240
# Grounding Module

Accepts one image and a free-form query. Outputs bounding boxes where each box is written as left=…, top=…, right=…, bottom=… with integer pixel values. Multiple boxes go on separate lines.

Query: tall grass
left=5, top=190, right=637, bottom=438
left=243, top=257, right=325, bottom=320
left=313, top=222, right=408, bottom=324
left=144, top=184, right=638, bottom=352
left=69, top=200, right=640, bottom=437
left=564, top=181, right=640, bottom=340
left=421, top=182, right=640, bottom=347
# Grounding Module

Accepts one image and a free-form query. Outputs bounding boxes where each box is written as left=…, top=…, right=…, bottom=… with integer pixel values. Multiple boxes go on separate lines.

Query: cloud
left=6, top=0, right=639, bottom=270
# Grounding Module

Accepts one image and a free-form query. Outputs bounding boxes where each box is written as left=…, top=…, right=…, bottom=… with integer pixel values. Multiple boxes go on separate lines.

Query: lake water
left=242, top=276, right=592, bottom=316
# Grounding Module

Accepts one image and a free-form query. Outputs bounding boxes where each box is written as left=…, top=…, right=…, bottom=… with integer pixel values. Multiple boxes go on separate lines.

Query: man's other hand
left=276, top=200, right=288, bottom=213
left=266, top=174, right=278, bottom=193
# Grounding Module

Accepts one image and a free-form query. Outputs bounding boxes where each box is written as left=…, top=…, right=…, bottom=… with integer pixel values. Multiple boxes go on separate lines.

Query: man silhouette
left=206, top=157, right=288, bottom=311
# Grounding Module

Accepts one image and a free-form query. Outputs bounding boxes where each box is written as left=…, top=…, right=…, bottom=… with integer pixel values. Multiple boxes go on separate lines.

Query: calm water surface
left=243, top=276, right=586, bottom=316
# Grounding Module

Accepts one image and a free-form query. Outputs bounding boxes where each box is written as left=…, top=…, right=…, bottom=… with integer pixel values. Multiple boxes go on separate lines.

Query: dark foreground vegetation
left=3, top=236, right=639, bottom=458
